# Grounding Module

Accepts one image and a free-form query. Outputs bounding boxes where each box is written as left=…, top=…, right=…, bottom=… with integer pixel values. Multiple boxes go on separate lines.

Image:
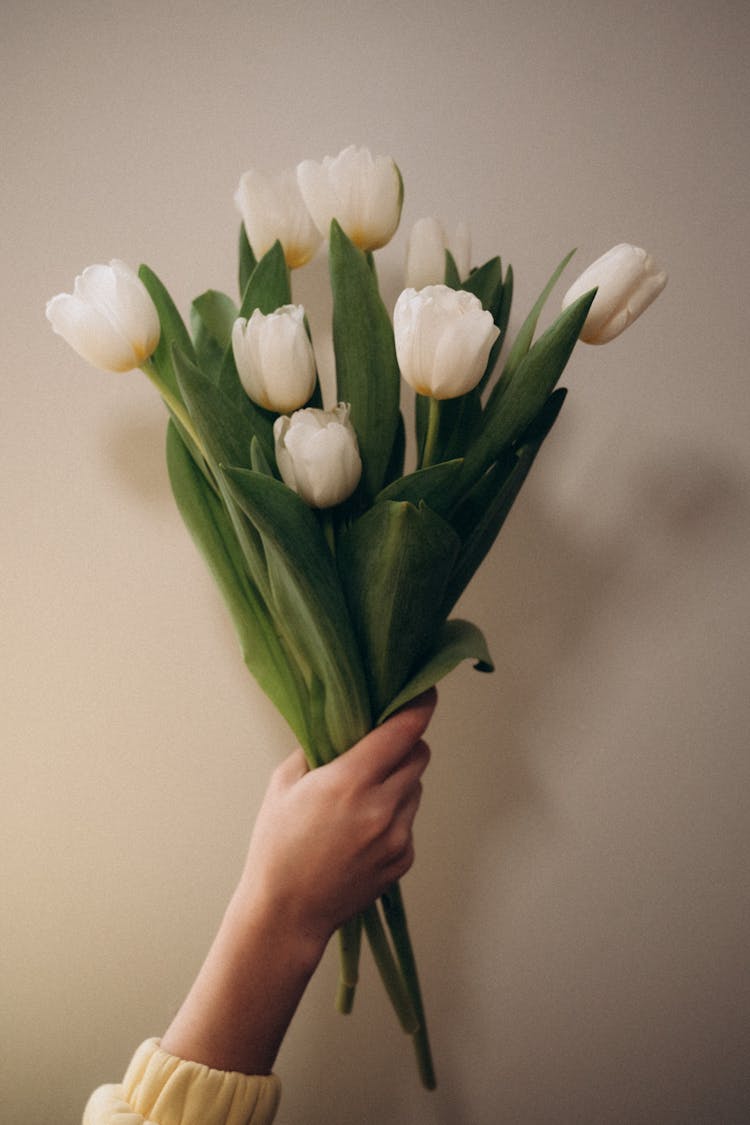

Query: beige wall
left=3, top=1, right=749, bottom=1122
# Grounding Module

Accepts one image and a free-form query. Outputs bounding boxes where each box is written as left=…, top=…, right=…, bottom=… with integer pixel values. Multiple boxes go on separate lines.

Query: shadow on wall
left=415, top=442, right=748, bottom=1125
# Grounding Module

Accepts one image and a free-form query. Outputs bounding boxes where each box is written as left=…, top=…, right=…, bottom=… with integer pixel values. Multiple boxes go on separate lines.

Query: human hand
left=238, top=688, right=437, bottom=955
left=160, top=691, right=436, bottom=1076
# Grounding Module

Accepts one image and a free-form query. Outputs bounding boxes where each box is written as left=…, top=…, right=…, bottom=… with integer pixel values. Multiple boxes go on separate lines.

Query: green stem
left=141, top=359, right=205, bottom=457
left=381, top=882, right=436, bottom=1089
left=420, top=396, right=441, bottom=469
left=362, top=903, right=419, bottom=1034
left=321, top=509, right=336, bottom=559
left=336, top=914, right=362, bottom=1014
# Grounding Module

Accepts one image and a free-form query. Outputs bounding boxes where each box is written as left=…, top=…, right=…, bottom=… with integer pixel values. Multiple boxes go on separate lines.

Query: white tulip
left=393, top=284, right=500, bottom=400
left=405, top=217, right=471, bottom=289
left=234, top=168, right=322, bottom=269
left=45, top=260, right=160, bottom=373
left=296, top=145, right=403, bottom=252
left=232, top=305, right=316, bottom=413
left=273, top=404, right=362, bottom=509
left=562, top=243, right=668, bottom=344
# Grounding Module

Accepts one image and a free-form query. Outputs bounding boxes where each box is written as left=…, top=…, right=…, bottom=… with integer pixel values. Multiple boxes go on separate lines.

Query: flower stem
left=141, top=360, right=205, bottom=458
left=362, top=903, right=419, bottom=1034
left=381, top=882, right=436, bottom=1089
left=420, top=396, right=441, bottom=469
left=336, top=914, right=362, bottom=1014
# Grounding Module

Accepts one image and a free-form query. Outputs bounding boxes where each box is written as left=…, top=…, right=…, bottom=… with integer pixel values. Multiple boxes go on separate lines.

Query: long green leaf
left=174, top=344, right=275, bottom=473
left=222, top=467, right=371, bottom=753
left=138, top=264, right=196, bottom=405
left=379, top=619, right=494, bottom=722
left=488, top=249, right=576, bottom=406
left=338, top=500, right=461, bottom=716
left=460, top=288, right=595, bottom=489
left=191, top=290, right=238, bottom=381
left=461, top=256, right=503, bottom=311
left=376, top=459, right=463, bottom=517
left=165, top=421, right=310, bottom=747
left=238, top=223, right=258, bottom=298
left=329, top=220, right=401, bottom=501
left=172, top=345, right=274, bottom=606
left=444, top=389, right=567, bottom=613
left=237, top=239, right=291, bottom=319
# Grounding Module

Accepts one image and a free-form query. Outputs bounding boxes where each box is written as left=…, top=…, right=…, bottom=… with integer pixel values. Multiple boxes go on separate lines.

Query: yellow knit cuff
left=86, top=1038, right=281, bottom=1125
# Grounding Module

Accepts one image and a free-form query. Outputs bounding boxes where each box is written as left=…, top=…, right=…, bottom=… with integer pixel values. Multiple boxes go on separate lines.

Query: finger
left=341, top=689, right=437, bottom=785
left=272, top=746, right=309, bottom=788
left=382, top=739, right=430, bottom=801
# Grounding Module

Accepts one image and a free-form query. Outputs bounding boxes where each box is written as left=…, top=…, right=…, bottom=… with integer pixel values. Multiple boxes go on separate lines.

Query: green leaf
left=457, top=258, right=508, bottom=398
left=444, top=250, right=461, bottom=288
left=490, top=249, right=576, bottom=400
left=222, top=467, right=371, bottom=753
left=492, top=263, right=513, bottom=356
left=460, top=288, right=595, bottom=489
left=191, top=290, right=239, bottom=381
left=338, top=500, right=461, bottom=717
left=238, top=223, right=257, bottom=299
left=376, top=459, right=464, bottom=517
left=444, top=389, right=567, bottom=613
left=382, top=411, right=406, bottom=488
left=434, top=392, right=484, bottom=464
left=171, top=344, right=274, bottom=602
left=173, top=343, right=275, bottom=473
left=250, top=434, right=276, bottom=477
left=329, top=220, right=401, bottom=501
left=379, top=619, right=494, bottom=722
left=237, top=240, right=291, bottom=319
left=138, top=264, right=196, bottom=405
left=461, top=256, right=503, bottom=312
left=165, top=421, right=310, bottom=748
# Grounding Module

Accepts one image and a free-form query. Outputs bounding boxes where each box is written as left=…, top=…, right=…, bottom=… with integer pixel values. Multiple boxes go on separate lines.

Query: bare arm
left=160, top=689, right=436, bottom=1076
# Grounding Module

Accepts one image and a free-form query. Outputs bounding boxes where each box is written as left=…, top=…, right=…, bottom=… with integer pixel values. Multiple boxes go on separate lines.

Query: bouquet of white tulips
left=47, top=144, right=667, bottom=1088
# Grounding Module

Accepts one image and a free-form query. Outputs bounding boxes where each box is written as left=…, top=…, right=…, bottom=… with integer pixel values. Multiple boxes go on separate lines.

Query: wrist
left=227, top=877, right=330, bottom=975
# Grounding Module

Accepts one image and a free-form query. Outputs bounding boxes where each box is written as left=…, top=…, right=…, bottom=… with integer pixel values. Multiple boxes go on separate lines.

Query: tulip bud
left=296, top=145, right=403, bottom=252
left=234, top=168, right=322, bottom=269
left=393, top=284, right=500, bottom=400
left=45, top=260, right=160, bottom=373
left=273, top=403, right=362, bottom=509
left=562, top=243, right=668, bottom=344
left=232, top=305, right=316, bottom=413
left=405, top=217, right=471, bottom=289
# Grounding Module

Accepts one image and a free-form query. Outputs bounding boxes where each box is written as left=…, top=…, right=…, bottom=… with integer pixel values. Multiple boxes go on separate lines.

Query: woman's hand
left=243, top=688, right=436, bottom=951
left=160, top=690, right=437, bottom=1076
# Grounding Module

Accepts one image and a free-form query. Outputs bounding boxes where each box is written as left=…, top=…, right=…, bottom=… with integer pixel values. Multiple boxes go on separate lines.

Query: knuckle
left=386, top=821, right=412, bottom=862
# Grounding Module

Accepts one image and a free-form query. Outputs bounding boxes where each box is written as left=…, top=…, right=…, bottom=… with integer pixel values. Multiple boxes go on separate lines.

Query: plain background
left=3, top=1, right=749, bottom=1122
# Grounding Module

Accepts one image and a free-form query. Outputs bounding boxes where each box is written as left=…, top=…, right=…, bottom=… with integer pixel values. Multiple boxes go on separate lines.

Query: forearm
left=160, top=882, right=327, bottom=1076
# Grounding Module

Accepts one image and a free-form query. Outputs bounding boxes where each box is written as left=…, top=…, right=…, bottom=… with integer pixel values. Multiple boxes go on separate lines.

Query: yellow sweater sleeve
left=82, top=1039, right=281, bottom=1125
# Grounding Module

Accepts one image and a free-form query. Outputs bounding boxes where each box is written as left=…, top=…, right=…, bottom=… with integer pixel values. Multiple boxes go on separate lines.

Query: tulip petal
left=273, top=404, right=362, bottom=508
left=563, top=243, right=668, bottom=345
left=46, top=293, right=140, bottom=372
left=235, top=168, right=321, bottom=269
left=297, top=146, right=402, bottom=252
